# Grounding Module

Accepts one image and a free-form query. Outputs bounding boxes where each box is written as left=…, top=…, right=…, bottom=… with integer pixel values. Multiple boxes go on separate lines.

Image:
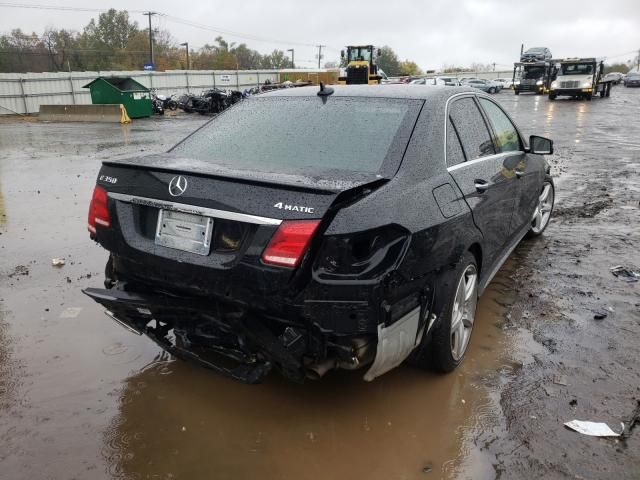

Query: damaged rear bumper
left=83, top=287, right=384, bottom=384
left=83, top=283, right=435, bottom=383
left=84, top=287, right=280, bottom=383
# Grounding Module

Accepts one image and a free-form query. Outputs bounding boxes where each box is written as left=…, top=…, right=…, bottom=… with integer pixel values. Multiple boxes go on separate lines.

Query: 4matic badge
left=273, top=202, right=315, bottom=214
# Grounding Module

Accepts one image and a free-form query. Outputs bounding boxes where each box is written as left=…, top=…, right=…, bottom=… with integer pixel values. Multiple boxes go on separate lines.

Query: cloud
left=1, top=0, right=638, bottom=70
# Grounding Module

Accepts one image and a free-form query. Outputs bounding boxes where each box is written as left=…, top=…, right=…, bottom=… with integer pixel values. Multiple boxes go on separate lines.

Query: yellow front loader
left=338, top=45, right=383, bottom=85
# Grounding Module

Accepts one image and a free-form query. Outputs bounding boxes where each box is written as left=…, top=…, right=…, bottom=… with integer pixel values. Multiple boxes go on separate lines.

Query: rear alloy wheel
left=410, top=252, right=479, bottom=372
left=449, top=264, right=478, bottom=362
left=527, top=180, right=554, bottom=237
left=488, top=87, right=496, bottom=94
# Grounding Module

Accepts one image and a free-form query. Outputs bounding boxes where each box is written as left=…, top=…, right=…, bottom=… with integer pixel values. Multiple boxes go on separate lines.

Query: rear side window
left=448, top=97, right=495, bottom=160
left=446, top=118, right=466, bottom=168
left=479, top=98, right=521, bottom=152
left=172, top=96, right=421, bottom=176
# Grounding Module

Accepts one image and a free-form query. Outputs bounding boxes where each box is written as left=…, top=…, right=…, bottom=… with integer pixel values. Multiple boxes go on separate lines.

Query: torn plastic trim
left=363, top=306, right=421, bottom=381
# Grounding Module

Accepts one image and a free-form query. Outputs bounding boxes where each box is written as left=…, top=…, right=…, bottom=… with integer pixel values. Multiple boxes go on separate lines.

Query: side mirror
left=340, top=50, right=345, bottom=59
left=529, top=135, right=554, bottom=155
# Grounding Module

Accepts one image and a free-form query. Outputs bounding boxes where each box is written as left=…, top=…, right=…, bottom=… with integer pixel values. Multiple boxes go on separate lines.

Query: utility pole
left=287, top=48, right=295, bottom=69
left=143, top=12, right=156, bottom=67
left=520, top=44, right=524, bottom=58
left=317, top=45, right=325, bottom=69
left=492, top=62, right=496, bottom=72
left=180, top=42, right=190, bottom=70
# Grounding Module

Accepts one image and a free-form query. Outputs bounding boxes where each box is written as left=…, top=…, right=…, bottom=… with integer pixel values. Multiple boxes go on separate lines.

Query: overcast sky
left=1, top=0, right=639, bottom=70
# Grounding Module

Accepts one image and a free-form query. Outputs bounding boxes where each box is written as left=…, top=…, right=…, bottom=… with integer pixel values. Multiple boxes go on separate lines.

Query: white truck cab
left=549, top=58, right=612, bottom=100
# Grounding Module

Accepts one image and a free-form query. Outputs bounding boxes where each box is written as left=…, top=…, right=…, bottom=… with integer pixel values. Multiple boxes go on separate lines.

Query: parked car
left=521, top=47, right=552, bottom=62
left=494, top=78, right=514, bottom=88
left=461, top=78, right=501, bottom=93
left=603, top=72, right=624, bottom=85
left=623, top=72, right=640, bottom=87
left=84, top=85, right=555, bottom=384
left=410, top=76, right=461, bottom=86
left=409, top=77, right=434, bottom=85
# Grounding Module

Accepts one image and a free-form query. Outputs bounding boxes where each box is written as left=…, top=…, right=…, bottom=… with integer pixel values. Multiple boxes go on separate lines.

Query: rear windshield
left=172, top=96, right=421, bottom=176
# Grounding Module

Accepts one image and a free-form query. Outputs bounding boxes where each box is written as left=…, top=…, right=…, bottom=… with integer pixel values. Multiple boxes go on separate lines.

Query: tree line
left=0, top=9, right=294, bottom=73
left=0, top=8, right=428, bottom=75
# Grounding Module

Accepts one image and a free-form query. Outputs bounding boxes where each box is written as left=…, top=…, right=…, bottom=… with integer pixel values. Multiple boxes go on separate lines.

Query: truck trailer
left=513, top=60, right=556, bottom=95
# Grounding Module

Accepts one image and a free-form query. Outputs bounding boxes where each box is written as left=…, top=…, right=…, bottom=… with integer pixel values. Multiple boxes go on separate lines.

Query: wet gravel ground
left=1, top=87, right=639, bottom=479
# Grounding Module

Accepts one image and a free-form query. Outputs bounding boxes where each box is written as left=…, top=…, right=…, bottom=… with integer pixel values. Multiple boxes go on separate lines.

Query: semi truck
left=548, top=58, right=613, bottom=100
left=512, top=60, right=556, bottom=95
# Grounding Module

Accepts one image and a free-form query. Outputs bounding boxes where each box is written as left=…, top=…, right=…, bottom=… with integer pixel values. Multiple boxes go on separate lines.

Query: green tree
left=83, top=9, right=137, bottom=49
left=377, top=46, right=401, bottom=76
left=0, top=29, right=48, bottom=72
left=261, top=49, right=292, bottom=69
left=232, top=43, right=263, bottom=69
left=604, top=62, right=629, bottom=74
left=399, top=60, right=423, bottom=76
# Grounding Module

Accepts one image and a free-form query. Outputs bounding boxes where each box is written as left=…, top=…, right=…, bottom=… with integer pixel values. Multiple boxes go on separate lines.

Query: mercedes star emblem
left=168, top=175, right=188, bottom=197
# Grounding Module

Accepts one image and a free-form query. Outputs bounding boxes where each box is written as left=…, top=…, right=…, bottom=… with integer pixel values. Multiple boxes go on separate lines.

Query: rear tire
left=549, top=93, right=556, bottom=100
left=410, top=252, right=479, bottom=373
left=488, top=87, right=496, bottom=94
left=514, top=90, right=520, bottom=95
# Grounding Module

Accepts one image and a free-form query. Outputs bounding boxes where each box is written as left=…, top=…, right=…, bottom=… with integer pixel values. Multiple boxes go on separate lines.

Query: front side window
left=479, top=98, right=521, bottom=153
left=448, top=97, right=495, bottom=160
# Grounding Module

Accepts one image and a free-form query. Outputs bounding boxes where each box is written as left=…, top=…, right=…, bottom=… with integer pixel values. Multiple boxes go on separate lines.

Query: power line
left=0, top=2, right=145, bottom=13
left=157, top=13, right=320, bottom=48
left=0, top=2, right=325, bottom=49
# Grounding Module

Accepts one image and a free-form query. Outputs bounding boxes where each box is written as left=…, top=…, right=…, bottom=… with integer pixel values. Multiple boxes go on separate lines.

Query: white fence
left=0, top=68, right=517, bottom=115
left=0, top=69, right=280, bottom=115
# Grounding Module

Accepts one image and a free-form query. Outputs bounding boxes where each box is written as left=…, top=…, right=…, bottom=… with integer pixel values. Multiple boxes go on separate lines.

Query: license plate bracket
left=155, top=209, right=213, bottom=255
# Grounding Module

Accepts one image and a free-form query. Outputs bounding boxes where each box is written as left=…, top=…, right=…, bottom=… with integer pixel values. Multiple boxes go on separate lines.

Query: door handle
left=474, top=179, right=489, bottom=193
left=515, top=169, right=525, bottom=178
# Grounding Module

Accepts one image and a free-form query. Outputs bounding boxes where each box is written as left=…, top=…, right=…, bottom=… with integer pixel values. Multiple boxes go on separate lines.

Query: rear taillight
left=261, top=220, right=321, bottom=268
left=88, top=185, right=111, bottom=234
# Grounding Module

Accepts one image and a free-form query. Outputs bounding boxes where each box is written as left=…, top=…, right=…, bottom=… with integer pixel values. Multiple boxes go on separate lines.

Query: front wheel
left=410, top=252, right=479, bottom=372
left=526, top=178, right=554, bottom=238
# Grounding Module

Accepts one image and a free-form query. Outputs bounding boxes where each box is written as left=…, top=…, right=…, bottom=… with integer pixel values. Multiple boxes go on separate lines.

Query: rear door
left=477, top=97, right=543, bottom=235
left=445, top=95, right=518, bottom=265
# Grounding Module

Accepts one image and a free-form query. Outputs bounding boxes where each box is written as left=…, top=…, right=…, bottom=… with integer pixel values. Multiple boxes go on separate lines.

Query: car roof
left=261, top=84, right=477, bottom=101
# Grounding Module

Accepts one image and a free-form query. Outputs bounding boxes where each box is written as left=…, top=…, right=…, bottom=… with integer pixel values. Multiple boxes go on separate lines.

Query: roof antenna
left=317, top=81, right=334, bottom=98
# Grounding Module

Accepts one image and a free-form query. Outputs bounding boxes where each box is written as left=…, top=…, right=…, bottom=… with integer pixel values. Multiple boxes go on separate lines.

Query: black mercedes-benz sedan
left=84, top=85, right=555, bottom=383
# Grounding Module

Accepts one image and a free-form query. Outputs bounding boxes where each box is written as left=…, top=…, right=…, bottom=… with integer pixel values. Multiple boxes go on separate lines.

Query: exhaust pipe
left=305, top=337, right=375, bottom=379
left=305, top=359, right=336, bottom=380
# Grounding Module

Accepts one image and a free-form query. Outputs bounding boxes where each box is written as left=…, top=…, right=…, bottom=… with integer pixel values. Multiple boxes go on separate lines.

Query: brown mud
left=1, top=88, right=639, bottom=479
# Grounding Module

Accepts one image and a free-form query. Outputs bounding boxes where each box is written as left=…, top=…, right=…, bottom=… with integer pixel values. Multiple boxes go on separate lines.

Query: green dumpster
left=83, top=77, right=152, bottom=119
